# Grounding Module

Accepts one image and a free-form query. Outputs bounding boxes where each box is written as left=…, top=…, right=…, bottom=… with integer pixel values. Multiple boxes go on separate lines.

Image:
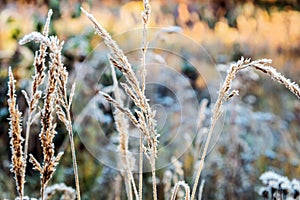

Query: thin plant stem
left=140, top=1, right=151, bottom=199
left=125, top=174, right=133, bottom=200
left=139, top=135, right=143, bottom=200
left=127, top=158, right=139, bottom=200
left=190, top=119, right=217, bottom=200
left=61, top=80, right=81, bottom=200
left=24, top=114, right=32, bottom=160
left=115, top=174, right=122, bottom=200
left=141, top=0, right=150, bottom=94
left=56, top=53, right=81, bottom=199
left=110, top=60, right=139, bottom=200
left=41, top=186, right=45, bottom=200
left=150, top=156, right=157, bottom=200
left=66, top=111, right=81, bottom=200
left=191, top=59, right=241, bottom=200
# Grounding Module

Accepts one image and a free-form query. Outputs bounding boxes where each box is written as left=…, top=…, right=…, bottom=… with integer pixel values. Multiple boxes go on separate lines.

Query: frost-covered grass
left=3, top=1, right=300, bottom=200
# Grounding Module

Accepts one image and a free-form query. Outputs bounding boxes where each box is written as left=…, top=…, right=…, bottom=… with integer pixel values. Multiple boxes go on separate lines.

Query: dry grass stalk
left=191, top=57, right=300, bottom=200
left=141, top=0, right=151, bottom=94
left=110, top=61, right=139, bottom=200
left=7, top=67, right=26, bottom=200
left=22, top=9, right=52, bottom=169
left=114, top=174, right=122, bottom=200
left=19, top=10, right=68, bottom=199
left=28, top=35, right=64, bottom=199
left=250, top=61, right=300, bottom=99
left=19, top=9, right=81, bottom=200
left=170, top=181, right=191, bottom=200
left=140, top=0, right=151, bottom=199
left=190, top=58, right=256, bottom=199
left=80, top=8, right=159, bottom=156
left=55, top=49, right=80, bottom=200
left=81, top=7, right=159, bottom=200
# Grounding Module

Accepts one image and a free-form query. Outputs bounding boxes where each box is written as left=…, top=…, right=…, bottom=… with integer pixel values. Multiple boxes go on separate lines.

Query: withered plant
left=8, top=9, right=80, bottom=200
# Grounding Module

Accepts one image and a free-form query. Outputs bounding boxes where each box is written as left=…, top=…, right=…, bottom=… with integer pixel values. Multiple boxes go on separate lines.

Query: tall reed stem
left=139, top=0, right=151, bottom=198
left=139, top=135, right=143, bottom=200
left=110, top=61, right=139, bottom=200
left=150, top=156, right=157, bottom=200
left=66, top=111, right=81, bottom=200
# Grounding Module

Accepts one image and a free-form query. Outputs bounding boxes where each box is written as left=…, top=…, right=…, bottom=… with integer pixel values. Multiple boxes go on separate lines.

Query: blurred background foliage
left=0, top=0, right=300, bottom=199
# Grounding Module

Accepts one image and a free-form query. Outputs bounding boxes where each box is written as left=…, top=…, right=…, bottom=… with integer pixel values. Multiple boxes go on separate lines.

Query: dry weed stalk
left=251, top=61, right=300, bottom=99
left=115, top=174, right=122, bottom=200
left=191, top=57, right=300, bottom=200
left=140, top=0, right=151, bottom=199
left=81, top=7, right=159, bottom=200
left=18, top=9, right=80, bottom=199
left=26, top=33, right=64, bottom=198
left=7, top=67, right=26, bottom=200
left=55, top=51, right=80, bottom=200
left=8, top=10, right=52, bottom=200
left=22, top=9, right=52, bottom=163
left=141, top=0, right=151, bottom=94
left=110, top=61, right=139, bottom=200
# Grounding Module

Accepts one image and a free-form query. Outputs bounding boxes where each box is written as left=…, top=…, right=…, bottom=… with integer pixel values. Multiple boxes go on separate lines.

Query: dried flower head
left=7, top=67, right=26, bottom=199
left=19, top=9, right=67, bottom=199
